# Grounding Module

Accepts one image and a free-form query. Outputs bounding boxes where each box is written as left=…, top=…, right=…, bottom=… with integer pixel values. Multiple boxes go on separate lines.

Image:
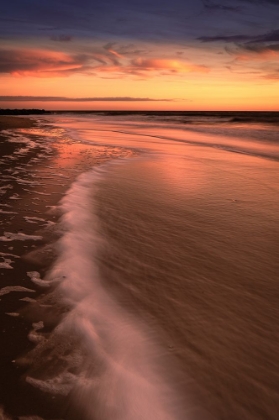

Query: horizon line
left=0, top=96, right=173, bottom=102
left=1, top=109, right=278, bottom=113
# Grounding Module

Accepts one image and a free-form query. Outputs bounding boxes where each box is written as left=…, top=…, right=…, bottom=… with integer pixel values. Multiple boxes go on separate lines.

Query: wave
left=85, top=125, right=279, bottom=162
left=23, top=163, right=192, bottom=420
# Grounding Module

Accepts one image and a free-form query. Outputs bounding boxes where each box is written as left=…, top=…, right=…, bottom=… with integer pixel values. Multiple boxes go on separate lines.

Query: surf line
left=25, top=161, right=188, bottom=420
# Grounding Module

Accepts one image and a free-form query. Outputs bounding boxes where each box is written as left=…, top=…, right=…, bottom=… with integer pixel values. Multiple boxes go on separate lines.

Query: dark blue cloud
left=253, top=29, right=279, bottom=42
left=198, top=28, right=279, bottom=64
left=0, top=0, right=203, bottom=40
left=198, top=34, right=252, bottom=42
left=198, top=29, right=279, bottom=43
left=0, top=0, right=279, bottom=44
left=202, top=1, right=241, bottom=12
left=50, top=35, right=73, bottom=42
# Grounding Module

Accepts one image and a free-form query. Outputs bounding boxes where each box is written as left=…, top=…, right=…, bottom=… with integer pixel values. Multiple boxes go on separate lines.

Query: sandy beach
left=0, top=113, right=278, bottom=420
left=0, top=116, right=133, bottom=419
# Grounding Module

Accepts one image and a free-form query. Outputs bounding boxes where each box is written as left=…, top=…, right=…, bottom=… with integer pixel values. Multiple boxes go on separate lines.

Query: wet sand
left=95, top=152, right=279, bottom=420
left=0, top=116, right=36, bottom=130
left=0, top=117, right=133, bottom=419
left=0, top=114, right=278, bottom=420
left=53, top=114, right=279, bottom=420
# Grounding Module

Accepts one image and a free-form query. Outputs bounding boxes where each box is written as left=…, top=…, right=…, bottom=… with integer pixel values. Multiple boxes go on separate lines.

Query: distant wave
left=51, top=110, right=279, bottom=126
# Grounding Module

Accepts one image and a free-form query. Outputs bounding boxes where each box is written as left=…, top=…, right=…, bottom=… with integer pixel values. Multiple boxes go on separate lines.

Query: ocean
left=0, top=112, right=278, bottom=420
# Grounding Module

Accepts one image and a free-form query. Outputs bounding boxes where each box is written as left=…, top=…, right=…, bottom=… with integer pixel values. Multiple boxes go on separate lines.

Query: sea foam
left=26, top=165, right=189, bottom=420
left=0, top=232, right=43, bottom=242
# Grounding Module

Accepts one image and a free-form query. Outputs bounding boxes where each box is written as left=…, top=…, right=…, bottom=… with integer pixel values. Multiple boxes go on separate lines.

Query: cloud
left=202, top=1, right=241, bottom=12
left=103, top=43, right=123, bottom=60
left=50, top=35, right=73, bottom=42
left=0, top=96, right=172, bottom=102
left=129, top=58, right=210, bottom=74
left=252, top=29, right=279, bottom=43
left=1, top=0, right=279, bottom=50
left=226, top=42, right=279, bottom=62
left=239, top=0, right=279, bottom=4
left=235, top=48, right=279, bottom=62
left=0, top=0, right=204, bottom=42
left=0, top=47, right=125, bottom=77
left=111, top=44, right=148, bottom=56
left=91, top=58, right=210, bottom=79
left=198, top=29, right=279, bottom=44
left=223, top=41, right=279, bottom=80
left=241, top=43, right=279, bottom=53
left=0, top=48, right=89, bottom=77
left=198, top=27, right=279, bottom=78
left=0, top=47, right=209, bottom=78
left=198, top=34, right=252, bottom=43
left=263, top=70, right=279, bottom=79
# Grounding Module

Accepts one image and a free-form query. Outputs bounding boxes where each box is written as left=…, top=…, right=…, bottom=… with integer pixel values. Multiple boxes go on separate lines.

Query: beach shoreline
left=0, top=113, right=278, bottom=420
left=0, top=116, right=135, bottom=419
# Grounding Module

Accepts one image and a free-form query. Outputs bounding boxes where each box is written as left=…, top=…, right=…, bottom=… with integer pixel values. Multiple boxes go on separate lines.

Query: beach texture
left=0, top=113, right=278, bottom=420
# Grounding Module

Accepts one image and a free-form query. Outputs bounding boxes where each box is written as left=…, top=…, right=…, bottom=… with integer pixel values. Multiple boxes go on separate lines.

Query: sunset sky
left=1, top=0, right=279, bottom=110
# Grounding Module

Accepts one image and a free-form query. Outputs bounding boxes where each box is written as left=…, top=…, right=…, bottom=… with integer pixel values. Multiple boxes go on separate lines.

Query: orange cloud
left=236, top=50, right=279, bottom=61
left=0, top=48, right=89, bottom=77
left=107, top=49, right=123, bottom=59
left=0, top=46, right=209, bottom=79
left=131, top=58, right=210, bottom=73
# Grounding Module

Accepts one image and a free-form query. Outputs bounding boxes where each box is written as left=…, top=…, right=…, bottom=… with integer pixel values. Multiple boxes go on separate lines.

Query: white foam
left=9, top=193, right=22, bottom=200
left=26, top=372, right=76, bottom=396
left=45, top=205, right=58, bottom=212
left=2, top=155, right=18, bottom=161
left=19, top=297, right=37, bottom=303
left=32, top=191, right=51, bottom=196
left=26, top=166, right=188, bottom=420
left=0, top=232, right=43, bottom=242
left=0, top=252, right=20, bottom=258
left=24, top=216, right=46, bottom=224
left=0, top=184, right=13, bottom=190
left=28, top=321, right=45, bottom=343
left=0, top=258, right=13, bottom=269
left=0, top=286, right=35, bottom=297
left=15, top=178, right=43, bottom=186
left=0, top=251, right=19, bottom=269
left=0, top=184, right=13, bottom=195
left=0, top=209, right=18, bottom=215
left=27, top=271, right=52, bottom=288
left=33, top=321, right=44, bottom=330
left=7, top=135, right=36, bottom=148
left=43, top=220, right=56, bottom=228
left=6, top=312, right=20, bottom=317
left=14, top=146, right=33, bottom=156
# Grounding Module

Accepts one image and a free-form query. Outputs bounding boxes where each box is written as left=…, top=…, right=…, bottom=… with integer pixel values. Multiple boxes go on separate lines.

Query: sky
left=1, top=0, right=279, bottom=110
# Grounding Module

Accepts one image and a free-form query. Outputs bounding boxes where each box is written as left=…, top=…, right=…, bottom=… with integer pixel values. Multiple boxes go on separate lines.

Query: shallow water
left=1, top=113, right=279, bottom=419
